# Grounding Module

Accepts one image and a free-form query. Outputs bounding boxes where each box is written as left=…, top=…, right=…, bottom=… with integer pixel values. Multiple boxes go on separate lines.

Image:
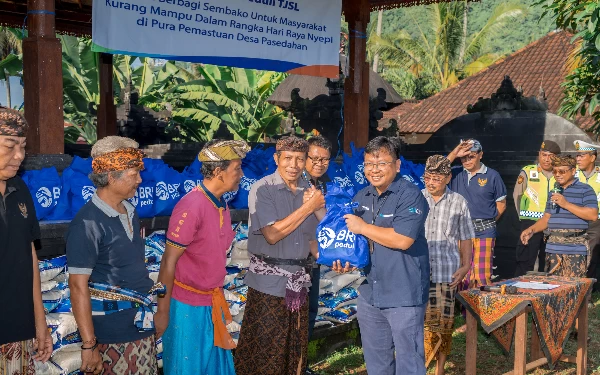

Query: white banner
left=92, top=0, right=342, bottom=77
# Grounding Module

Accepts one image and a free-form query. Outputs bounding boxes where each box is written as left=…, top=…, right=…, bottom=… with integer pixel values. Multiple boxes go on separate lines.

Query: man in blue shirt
left=449, top=139, right=507, bottom=287
left=521, top=154, right=598, bottom=277
left=338, top=136, right=429, bottom=375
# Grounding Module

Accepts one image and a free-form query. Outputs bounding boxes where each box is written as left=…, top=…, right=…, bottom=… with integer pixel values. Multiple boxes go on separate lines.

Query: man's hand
left=450, top=265, right=470, bottom=287
left=551, top=192, right=568, bottom=208
left=331, top=260, right=357, bottom=274
left=455, top=141, right=473, bottom=158
left=154, top=310, right=169, bottom=339
left=343, top=214, right=366, bottom=235
left=33, top=328, right=52, bottom=362
left=304, top=188, right=325, bottom=212
left=520, top=228, right=534, bottom=245
left=80, top=347, right=102, bottom=374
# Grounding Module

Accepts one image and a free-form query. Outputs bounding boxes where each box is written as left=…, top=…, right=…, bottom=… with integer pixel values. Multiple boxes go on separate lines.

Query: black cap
left=540, top=140, right=561, bottom=155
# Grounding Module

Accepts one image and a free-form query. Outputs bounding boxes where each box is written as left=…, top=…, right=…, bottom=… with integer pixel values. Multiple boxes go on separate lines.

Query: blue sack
left=399, top=156, right=425, bottom=189
left=129, top=158, right=158, bottom=218
left=342, top=143, right=368, bottom=190
left=327, top=162, right=353, bottom=188
left=229, top=146, right=269, bottom=209
left=68, top=157, right=96, bottom=217
left=179, top=158, right=203, bottom=195
left=46, top=168, right=74, bottom=221
left=154, top=165, right=182, bottom=216
left=22, top=167, right=62, bottom=220
left=316, top=184, right=369, bottom=268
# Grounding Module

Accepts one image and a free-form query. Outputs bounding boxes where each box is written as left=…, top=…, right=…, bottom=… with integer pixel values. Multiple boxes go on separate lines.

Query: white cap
left=574, top=140, right=600, bottom=152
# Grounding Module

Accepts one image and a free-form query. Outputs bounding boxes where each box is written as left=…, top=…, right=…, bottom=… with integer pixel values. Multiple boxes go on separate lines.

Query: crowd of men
left=1, top=104, right=599, bottom=375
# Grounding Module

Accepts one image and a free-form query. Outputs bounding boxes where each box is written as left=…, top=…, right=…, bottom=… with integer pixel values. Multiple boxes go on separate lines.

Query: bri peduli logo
left=156, top=182, right=181, bottom=201
left=82, top=186, right=96, bottom=201
left=183, top=179, right=200, bottom=193
left=240, top=176, right=257, bottom=191
left=318, top=228, right=356, bottom=249
left=36, top=186, right=60, bottom=208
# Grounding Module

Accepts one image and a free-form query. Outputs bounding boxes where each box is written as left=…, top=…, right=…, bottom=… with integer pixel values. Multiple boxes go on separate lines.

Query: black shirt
left=307, top=172, right=330, bottom=194
left=0, top=176, right=41, bottom=345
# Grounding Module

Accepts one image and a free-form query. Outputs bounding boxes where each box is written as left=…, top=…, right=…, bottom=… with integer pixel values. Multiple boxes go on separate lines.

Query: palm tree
left=370, top=2, right=525, bottom=91
left=0, top=27, right=23, bottom=108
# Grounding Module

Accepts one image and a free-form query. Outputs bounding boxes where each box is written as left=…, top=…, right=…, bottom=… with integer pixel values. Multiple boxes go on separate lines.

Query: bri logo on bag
left=240, top=176, right=257, bottom=191
left=156, top=181, right=181, bottom=201
left=183, top=179, right=200, bottom=193
left=82, top=186, right=96, bottom=201
left=36, top=187, right=60, bottom=208
left=318, top=227, right=357, bottom=249
left=333, top=176, right=353, bottom=187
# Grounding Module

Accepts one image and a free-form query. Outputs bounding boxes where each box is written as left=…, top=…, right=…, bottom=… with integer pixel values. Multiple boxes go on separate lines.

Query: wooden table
left=464, top=295, right=589, bottom=375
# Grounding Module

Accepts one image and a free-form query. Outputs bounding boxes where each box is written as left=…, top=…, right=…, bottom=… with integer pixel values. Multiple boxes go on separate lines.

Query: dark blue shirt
left=545, top=179, right=598, bottom=255
left=450, top=164, right=507, bottom=237
left=353, top=178, right=430, bottom=308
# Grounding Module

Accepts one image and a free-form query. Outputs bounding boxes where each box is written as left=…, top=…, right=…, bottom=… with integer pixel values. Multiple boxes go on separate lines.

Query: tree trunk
left=372, top=9, right=383, bottom=73
left=459, top=0, right=468, bottom=64
left=5, top=72, right=11, bottom=108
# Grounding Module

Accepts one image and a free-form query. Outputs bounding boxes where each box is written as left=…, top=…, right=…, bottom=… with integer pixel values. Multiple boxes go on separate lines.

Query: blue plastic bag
left=67, top=157, right=96, bottom=217
left=154, top=165, right=182, bottom=216
left=399, top=156, right=425, bottom=189
left=128, top=158, right=159, bottom=218
left=342, top=143, right=368, bottom=190
left=46, top=168, right=74, bottom=221
left=229, top=146, right=271, bottom=209
left=316, top=184, right=369, bottom=268
left=179, top=158, right=203, bottom=195
left=22, top=167, right=62, bottom=220
left=327, top=162, right=353, bottom=188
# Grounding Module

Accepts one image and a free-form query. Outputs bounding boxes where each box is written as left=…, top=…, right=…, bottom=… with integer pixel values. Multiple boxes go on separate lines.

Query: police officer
left=513, top=140, right=561, bottom=276
left=574, top=140, right=600, bottom=289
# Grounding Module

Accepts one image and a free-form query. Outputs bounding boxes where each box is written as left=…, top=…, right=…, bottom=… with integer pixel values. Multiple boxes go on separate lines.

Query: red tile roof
left=395, top=30, right=597, bottom=134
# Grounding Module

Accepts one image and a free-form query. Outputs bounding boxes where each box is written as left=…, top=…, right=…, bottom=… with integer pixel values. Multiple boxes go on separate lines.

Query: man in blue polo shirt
left=449, top=139, right=506, bottom=287
left=521, top=154, right=598, bottom=277
left=338, top=136, right=429, bottom=375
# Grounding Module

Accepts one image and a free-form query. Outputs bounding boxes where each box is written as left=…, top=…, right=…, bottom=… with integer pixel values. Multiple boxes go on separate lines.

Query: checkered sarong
left=463, top=237, right=495, bottom=289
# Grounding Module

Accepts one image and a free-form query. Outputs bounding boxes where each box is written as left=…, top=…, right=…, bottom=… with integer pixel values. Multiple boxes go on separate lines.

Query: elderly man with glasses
left=520, top=155, right=598, bottom=277
left=448, top=139, right=507, bottom=288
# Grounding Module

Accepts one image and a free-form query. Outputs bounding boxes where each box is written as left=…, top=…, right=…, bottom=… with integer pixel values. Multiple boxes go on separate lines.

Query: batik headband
left=0, top=108, right=28, bottom=137
left=198, top=140, right=251, bottom=162
left=551, top=154, right=576, bottom=168
left=425, top=155, right=451, bottom=175
left=92, top=147, right=146, bottom=174
left=276, top=136, right=309, bottom=153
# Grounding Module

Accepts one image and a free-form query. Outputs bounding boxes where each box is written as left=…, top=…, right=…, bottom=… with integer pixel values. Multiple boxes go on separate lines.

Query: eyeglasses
left=423, top=175, right=446, bottom=184
left=552, top=168, right=574, bottom=175
left=364, top=161, right=394, bottom=170
left=307, top=156, right=330, bottom=165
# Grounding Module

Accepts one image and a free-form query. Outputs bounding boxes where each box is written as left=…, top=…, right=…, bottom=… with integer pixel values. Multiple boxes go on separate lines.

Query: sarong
left=464, top=237, right=495, bottom=289
left=424, top=283, right=456, bottom=367
left=162, top=298, right=235, bottom=375
left=545, top=253, right=587, bottom=278
left=97, top=335, right=157, bottom=375
left=234, top=287, right=309, bottom=375
left=0, top=340, right=34, bottom=375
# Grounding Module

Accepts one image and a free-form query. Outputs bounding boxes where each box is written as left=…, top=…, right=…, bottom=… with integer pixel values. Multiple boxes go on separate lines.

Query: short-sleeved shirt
left=422, top=187, right=475, bottom=283
left=166, top=182, right=235, bottom=306
left=353, top=178, right=430, bottom=308
left=66, top=194, right=154, bottom=344
left=0, top=176, right=40, bottom=345
left=244, top=171, right=319, bottom=298
left=450, top=164, right=507, bottom=237
left=545, top=180, right=598, bottom=255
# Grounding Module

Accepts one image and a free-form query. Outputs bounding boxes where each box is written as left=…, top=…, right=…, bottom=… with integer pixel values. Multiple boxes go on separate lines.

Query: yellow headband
left=198, top=140, right=250, bottom=162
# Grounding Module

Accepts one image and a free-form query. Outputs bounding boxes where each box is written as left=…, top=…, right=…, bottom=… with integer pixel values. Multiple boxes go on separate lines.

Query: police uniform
left=513, top=140, right=561, bottom=276
left=574, top=140, right=600, bottom=287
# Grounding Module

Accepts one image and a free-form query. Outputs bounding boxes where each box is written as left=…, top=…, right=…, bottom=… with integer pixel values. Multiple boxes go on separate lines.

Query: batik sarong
left=464, top=237, right=495, bottom=289
left=162, top=299, right=235, bottom=375
left=97, top=335, right=157, bottom=375
left=545, top=253, right=587, bottom=278
left=0, top=340, right=34, bottom=375
left=234, top=287, right=309, bottom=375
left=424, top=283, right=456, bottom=367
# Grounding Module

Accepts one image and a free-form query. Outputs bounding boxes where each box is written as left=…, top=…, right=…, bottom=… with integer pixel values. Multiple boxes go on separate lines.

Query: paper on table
left=512, top=281, right=560, bottom=290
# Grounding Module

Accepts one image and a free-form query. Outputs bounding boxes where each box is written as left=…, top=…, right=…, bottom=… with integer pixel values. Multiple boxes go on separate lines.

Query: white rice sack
left=327, top=272, right=361, bottom=294
left=224, top=289, right=240, bottom=303
left=232, top=310, right=244, bottom=324
left=231, top=331, right=240, bottom=345
left=229, top=303, right=240, bottom=316
left=223, top=273, right=238, bottom=288
left=35, top=349, right=82, bottom=375
left=46, top=313, right=81, bottom=353
left=148, top=271, right=159, bottom=283
left=319, top=279, right=333, bottom=289
left=41, top=281, right=58, bottom=293
left=38, top=255, right=67, bottom=282
left=314, top=316, right=334, bottom=328
left=318, top=307, right=332, bottom=315
left=227, top=320, right=241, bottom=333
left=156, top=337, right=164, bottom=369
left=42, top=289, right=70, bottom=314
left=229, top=239, right=250, bottom=268
left=351, top=276, right=366, bottom=289
left=52, top=273, right=69, bottom=284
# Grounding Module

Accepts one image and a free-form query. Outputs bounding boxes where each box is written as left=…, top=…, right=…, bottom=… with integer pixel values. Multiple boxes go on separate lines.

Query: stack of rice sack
left=35, top=256, right=84, bottom=375
left=223, top=223, right=250, bottom=344
left=315, top=267, right=365, bottom=329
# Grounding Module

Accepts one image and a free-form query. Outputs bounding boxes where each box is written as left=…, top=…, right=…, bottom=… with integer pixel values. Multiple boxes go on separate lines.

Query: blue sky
left=0, top=77, right=24, bottom=109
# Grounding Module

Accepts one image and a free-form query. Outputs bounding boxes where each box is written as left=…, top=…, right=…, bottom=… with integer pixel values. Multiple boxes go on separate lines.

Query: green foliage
left=0, top=27, right=23, bottom=108
left=537, top=0, right=600, bottom=131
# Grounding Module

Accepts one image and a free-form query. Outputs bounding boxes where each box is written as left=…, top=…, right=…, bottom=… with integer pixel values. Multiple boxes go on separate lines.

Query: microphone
left=551, top=182, right=563, bottom=210
left=479, top=285, right=518, bottom=295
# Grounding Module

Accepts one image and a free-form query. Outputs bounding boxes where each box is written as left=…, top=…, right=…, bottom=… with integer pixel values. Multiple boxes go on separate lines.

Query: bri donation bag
left=316, top=184, right=369, bottom=269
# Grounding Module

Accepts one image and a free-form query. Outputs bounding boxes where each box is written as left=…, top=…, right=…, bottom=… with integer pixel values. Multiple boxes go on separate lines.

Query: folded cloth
left=88, top=282, right=166, bottom=332
left=249, top=255, right=311, bottom=312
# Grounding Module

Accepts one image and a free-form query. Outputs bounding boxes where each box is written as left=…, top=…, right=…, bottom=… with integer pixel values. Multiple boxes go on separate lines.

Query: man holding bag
left=235, top=136, right=325, bottom=375
left=338, top=136, right=430, bottom=375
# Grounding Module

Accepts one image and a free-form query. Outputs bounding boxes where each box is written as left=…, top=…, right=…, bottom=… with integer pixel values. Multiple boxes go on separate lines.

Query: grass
left=309, top=292, right=600, bottom=375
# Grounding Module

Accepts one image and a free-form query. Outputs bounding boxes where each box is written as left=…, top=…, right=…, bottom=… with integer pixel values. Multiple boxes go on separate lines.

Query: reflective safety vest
left=575, top=167, right=600, bottom=218
left=519, top=165, right=555, bottom=220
